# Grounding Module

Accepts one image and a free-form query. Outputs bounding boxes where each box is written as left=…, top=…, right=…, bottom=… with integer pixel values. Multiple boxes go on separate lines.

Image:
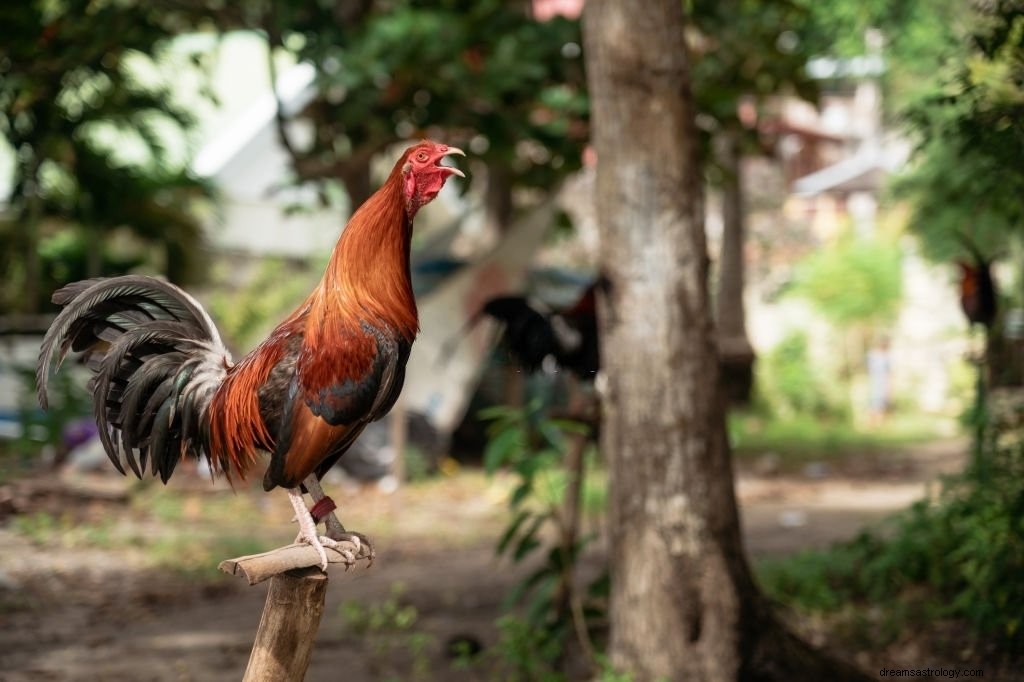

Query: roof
left=191, top=62, right=316, bottom=179
left=792, top=143, right=906, bottom=196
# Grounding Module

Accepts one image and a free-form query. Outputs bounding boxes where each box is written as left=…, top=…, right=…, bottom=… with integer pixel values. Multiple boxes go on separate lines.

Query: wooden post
left=242, top=567, right=327, bottom=682
left=219, top=541, right=371, bottom=680
left=389, top=399, right=408, bottom=486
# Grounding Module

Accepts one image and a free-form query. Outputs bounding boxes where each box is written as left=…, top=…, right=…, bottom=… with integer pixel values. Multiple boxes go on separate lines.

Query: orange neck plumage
left=310, top=172, right=419, bottom=342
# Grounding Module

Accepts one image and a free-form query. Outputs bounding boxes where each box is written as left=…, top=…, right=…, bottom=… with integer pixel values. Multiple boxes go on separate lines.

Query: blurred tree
left=895, top=1, right=1024, bottom=263
left=690, top=0, right=820, bottom=404
left=584, top=1, right=867, bottom=679
left=794, top=233, right=903, bottom=330
left=0, top=0, right=214, bottom=315
left=791, top=233, right=903, bottom=406
left=801, top=0, right=965, bottom=114
left=249, top=0, right=587, bottom=232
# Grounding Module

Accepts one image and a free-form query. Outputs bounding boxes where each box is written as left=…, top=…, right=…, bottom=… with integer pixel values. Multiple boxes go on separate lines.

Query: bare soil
left=0, top=440, right=969, bottom=681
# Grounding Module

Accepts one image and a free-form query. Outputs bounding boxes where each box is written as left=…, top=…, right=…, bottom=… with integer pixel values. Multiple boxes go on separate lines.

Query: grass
left=11, top=511, right=119, bottom=549
left=728, top=411, right=955, bottom=468
left=5, top=465, right=516, bottom=579
left=0, top=441, right=40, bottom=486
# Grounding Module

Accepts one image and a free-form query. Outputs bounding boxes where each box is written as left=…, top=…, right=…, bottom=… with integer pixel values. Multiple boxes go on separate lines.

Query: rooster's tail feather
left=37, top=275, right=231, bottom=482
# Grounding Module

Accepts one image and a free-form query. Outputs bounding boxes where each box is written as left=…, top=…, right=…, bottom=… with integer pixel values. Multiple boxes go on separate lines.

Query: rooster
left=957, top=258, right=997, bottom=329
left=955, top=232, right=998, bottom=329
left=465, top=282, right=601, bottom=380
left=37, top=141, right=465, bottom=570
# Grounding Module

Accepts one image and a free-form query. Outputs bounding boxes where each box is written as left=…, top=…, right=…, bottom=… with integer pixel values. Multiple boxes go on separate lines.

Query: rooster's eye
left=416, top=151, right=429, bottom=162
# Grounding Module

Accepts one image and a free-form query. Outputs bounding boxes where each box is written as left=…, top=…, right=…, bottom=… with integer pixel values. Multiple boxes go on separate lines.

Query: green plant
left=340, top=584, right=435, bottom=681
left=10, top=362, right=90, bottom=466
left=792, top=234, right=904, bottom=330
left=480, top=402, right=602, bottom=677
left=206, top=256, right=322, bottom=351
left=489, top=615, right=566, bottom=682
left=757, top=413, right=1024, bottom=648
left=11, top=512, right=116, bottom=549
left=756, top=330, right=846, bottom=421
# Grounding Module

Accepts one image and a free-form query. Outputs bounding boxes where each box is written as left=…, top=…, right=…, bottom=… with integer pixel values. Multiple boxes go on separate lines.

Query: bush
left=758, top=417, right=1024, bottom=647
left=756, top=330, right=846, bottom=420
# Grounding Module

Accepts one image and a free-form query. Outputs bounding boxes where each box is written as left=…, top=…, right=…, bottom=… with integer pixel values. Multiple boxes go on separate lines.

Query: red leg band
left=310, top=496, right=337, bottom=524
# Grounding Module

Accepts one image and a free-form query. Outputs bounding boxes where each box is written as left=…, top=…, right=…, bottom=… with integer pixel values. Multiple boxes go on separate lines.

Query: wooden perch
left=242, top=567, right=327, bottom=682
left=221, top=541, right=373, bottom=681
left=219, top=540, right=369, bottom=586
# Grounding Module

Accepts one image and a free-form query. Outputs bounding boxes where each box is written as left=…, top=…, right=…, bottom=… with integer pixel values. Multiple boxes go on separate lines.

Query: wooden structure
left=220, top=539, right=370, bottom=681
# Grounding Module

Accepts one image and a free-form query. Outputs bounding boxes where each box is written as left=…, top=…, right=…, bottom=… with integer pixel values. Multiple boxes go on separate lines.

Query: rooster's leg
left=287, top=487, right=356, bottom=571
left=302, top=474, right=376, bottom=564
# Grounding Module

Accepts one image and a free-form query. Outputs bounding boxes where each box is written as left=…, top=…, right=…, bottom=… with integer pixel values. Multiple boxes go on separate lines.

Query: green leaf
left=512, top=514, right=548, bottom=561
left=478, top=404, right=522, bottom=422
left=484, top=426, right=523, bottom=474
left=496, top=509, right=533, bottom=555
left=547, top=418, right=591, bottom=437
left=510, top=480, right=534, bottom=508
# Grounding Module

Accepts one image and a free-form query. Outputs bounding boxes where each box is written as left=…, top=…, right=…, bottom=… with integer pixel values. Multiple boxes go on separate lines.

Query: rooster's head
left=399, top=140, right=465, bottom=217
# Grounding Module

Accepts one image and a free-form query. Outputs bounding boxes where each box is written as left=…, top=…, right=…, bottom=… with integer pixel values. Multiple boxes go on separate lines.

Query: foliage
left=754, top=330, right=846, bottom=420
left=892, top=135, right=1023, bottom=262
left=10, top=362, right=91, bottom=463
left=480, top=402, right=602, bottom=677
left=243, top=0, right=838, bottom=214
left=340, top=585, right=434, bottom=682
left=690, top=0, right=819, bottom=158
left=730, top=410, right=946, bottom=467
left=250, top=0, right=587, bottom=209
left=489, top=615, right=567, bottom=682
left=758, top=412, right=1024, bottom=648
left=0, top=0, right=215, bottom=314
left=791, top=233, right=903, bottom=329
left=892, top=2, right=1024, bottom=263
left=802, top=0, right=965, bottom=113
left=205, top=255, right=323, bottom=351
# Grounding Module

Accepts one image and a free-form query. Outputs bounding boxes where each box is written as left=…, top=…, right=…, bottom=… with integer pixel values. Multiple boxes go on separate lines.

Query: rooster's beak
left=441, top=147, right=466, bottom=178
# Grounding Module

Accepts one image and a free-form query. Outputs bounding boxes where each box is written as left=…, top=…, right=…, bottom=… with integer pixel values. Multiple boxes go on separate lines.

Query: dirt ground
left=0, top=439, right=968, bottom=681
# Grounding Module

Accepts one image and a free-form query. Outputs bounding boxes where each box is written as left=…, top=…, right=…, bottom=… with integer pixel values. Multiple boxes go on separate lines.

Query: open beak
left=441, top=146, right=466, bottom=178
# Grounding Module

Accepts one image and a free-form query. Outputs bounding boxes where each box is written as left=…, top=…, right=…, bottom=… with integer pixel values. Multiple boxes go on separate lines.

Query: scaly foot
left=303, top=475, right=376, bottom=566
left=287, top=488, right=356, bottom=571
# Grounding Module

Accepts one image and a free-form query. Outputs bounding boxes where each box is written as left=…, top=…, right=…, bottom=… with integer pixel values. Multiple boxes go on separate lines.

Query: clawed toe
left=293, top=532, right=365, bottom=570
left=326, top=530, right=375, bottom=566
left=318, top=536, right=358, bottom=568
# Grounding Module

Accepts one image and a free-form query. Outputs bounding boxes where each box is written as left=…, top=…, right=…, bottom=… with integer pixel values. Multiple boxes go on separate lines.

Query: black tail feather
left=37, top=276, right=230, bottom=482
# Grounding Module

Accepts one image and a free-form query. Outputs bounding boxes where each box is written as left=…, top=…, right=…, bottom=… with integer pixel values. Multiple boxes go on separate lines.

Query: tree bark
left=716, top=127, right=756, bottom=404
left=583, top=2, right=868, bottom=680
left=21, top=163, right=44, bottom=314
left=485, top=162, right=514, bottom=234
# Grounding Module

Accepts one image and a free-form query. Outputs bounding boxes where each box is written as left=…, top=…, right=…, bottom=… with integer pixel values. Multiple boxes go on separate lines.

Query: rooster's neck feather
left=315, top=173, right=418, bottom=341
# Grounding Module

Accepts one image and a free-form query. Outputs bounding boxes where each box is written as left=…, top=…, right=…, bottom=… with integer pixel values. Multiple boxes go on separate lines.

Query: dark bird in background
left=37, top=141, right=465, bottom=569
left=447, top=280, right=601, bottom=380
left=956, top=234, right=998, bottom=329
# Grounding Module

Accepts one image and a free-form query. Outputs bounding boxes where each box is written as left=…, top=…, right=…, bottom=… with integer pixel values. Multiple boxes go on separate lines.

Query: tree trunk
left=716, top=127, right=755, bottom=404
left=340, top=156, right=373, bottom=212
left=485, top=163, right=514, bottom=234
left=582, top=2, right=868, bottom=680
left=22, top=163, right=44, bottom=314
